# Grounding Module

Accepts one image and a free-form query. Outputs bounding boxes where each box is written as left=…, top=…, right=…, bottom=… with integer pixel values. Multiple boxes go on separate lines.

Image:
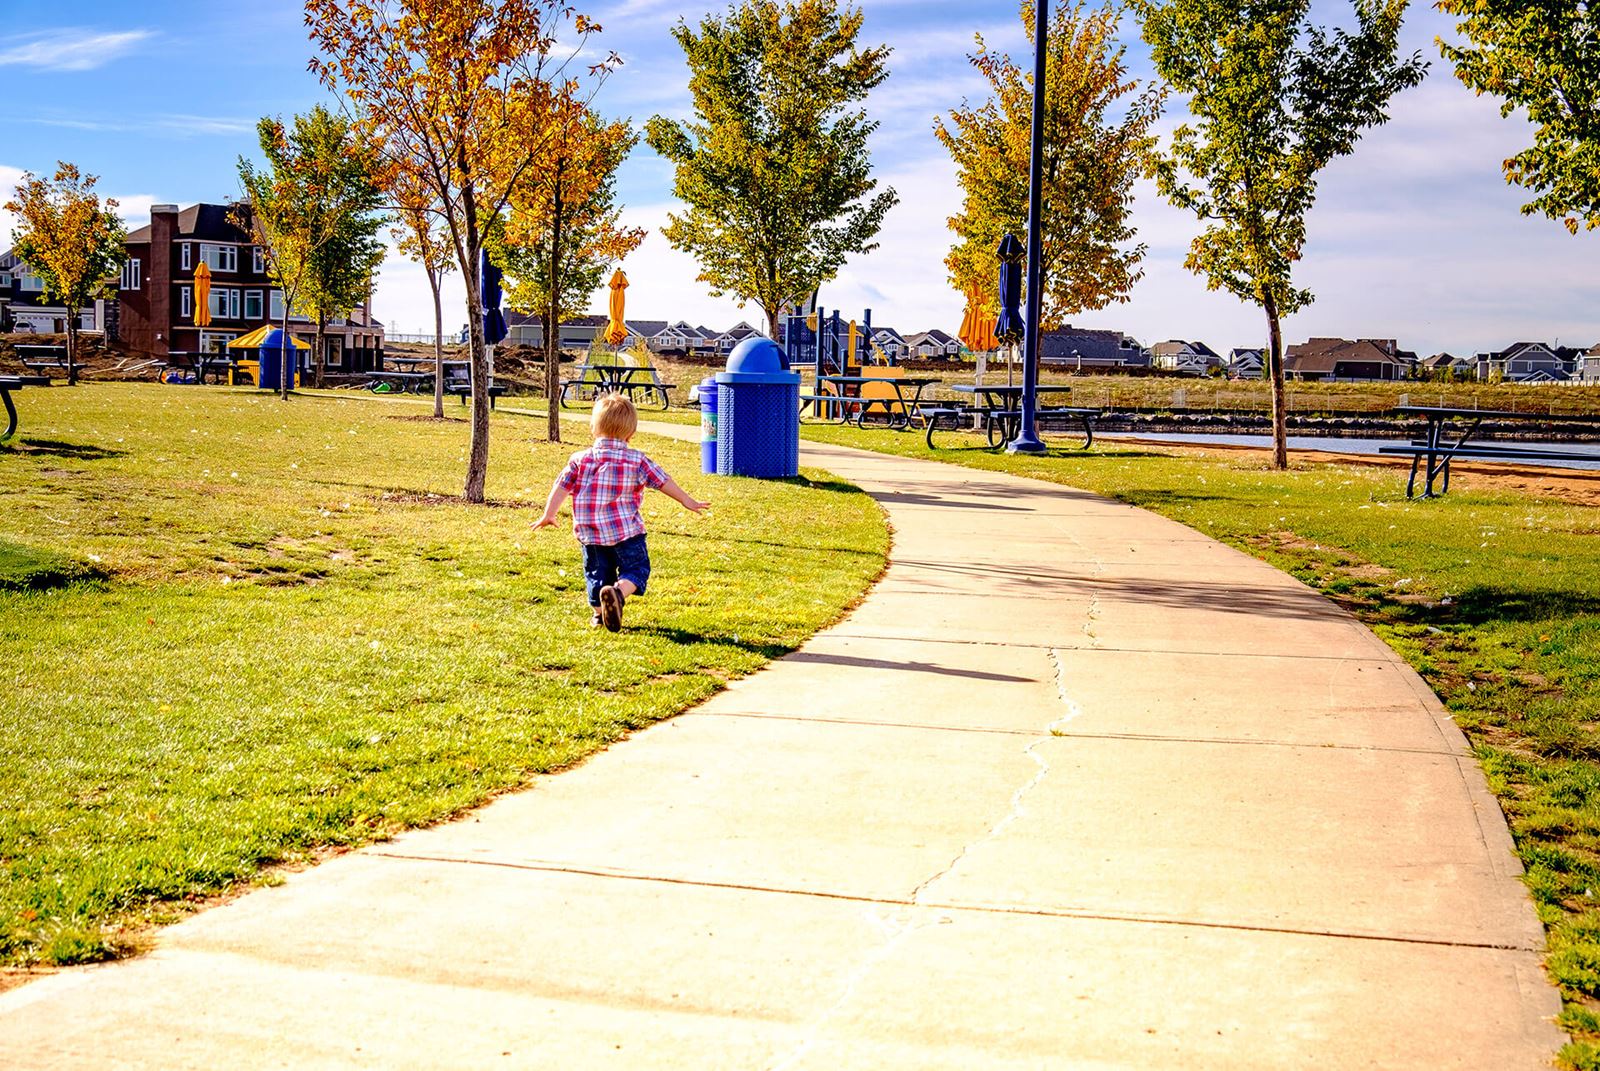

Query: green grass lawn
left=0, top=383, right=886, bottom=969
left=799, top=419, right=1600, bottom=1068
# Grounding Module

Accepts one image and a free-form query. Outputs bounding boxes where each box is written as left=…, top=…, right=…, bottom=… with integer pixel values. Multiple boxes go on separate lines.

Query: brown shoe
left=598, top=585, right=624, bottom=632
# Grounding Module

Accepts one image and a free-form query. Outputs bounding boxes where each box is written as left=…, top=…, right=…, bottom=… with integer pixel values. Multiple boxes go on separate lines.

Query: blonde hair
left=592, top=393, right=638, bottom=440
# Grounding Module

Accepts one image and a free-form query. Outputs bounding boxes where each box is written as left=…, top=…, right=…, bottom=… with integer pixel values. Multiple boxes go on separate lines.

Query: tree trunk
left=765, top=305, right=779, bottom=346
left=1265, top=296, right=1288, bottom=470
left=429, top=268, right=445, bottom=420
left=314, top=315, right=327, bottom=390
left=280, top=307, right=293, bottom=401
left=64, top=310, right=78, bottom=386
left=545, top=182, right=564, bottom=444
left=463, top=237, right=491, bottom=504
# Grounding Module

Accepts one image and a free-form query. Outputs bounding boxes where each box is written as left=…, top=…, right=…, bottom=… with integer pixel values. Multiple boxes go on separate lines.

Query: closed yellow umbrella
left=972, top=293, right=998, bottom=353
left=603, top=269, right=629, bottom=347
left=193, top=261, right=212, bottom=328
left=960, top=286, right=999, bottom=352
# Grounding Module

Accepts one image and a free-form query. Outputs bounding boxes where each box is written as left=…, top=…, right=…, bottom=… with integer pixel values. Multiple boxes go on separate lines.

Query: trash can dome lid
left=726, top=337, right=786, bottom=375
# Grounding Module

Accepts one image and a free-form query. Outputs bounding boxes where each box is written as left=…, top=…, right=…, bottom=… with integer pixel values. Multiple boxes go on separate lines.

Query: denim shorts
left=581, top=534, right=651, bottom=606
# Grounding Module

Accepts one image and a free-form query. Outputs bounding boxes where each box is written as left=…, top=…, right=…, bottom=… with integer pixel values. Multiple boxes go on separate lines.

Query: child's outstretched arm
left=532, top=482, right=571, bottom=529
left=657, top=475, right=709, bottom=514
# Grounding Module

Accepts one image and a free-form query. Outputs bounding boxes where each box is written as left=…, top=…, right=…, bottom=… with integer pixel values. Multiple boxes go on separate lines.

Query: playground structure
left=778, top=303, right=897, bottom=379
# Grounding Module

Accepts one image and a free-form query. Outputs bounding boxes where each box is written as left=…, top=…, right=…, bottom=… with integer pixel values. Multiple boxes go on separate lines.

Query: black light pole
left=1009, top=0, right=1049, bottom=454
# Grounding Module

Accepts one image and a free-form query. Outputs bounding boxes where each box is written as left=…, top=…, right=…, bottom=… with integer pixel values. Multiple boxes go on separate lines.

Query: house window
left=120, top=258, right=142, bottom=291
left=269, top=289, right=285, bottom=322
left=180, top=286, right=192, bottom=319
left=244, top=290, right=263, bottom=321
left=0, top=272, right=10, bottom=287
left=207, top=288, right=241, bottom=321
left=181, top=243, right=191, bottom=271
left=251, top=247, right=264, bottom=274
left=20, top=272, right=44, bottom=292
left=198, top=331, right=237, bottom=355
left=200, top=244, right=238, bottom=273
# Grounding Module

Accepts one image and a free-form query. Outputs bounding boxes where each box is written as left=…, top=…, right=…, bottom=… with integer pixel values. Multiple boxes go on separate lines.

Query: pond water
left=1102, top=431, right=1600, bottom=471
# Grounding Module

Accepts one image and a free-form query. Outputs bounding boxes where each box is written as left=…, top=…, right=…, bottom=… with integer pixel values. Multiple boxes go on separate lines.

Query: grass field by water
left=0, top=383, right=887, bottom=970
left=797, top=419, right=1600, bottom=1068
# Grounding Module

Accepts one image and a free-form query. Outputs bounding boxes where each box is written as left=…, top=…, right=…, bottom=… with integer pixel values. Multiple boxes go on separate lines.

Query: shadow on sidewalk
left=783, top=650, right=1034, bottom=683
left=891, top=557, right=1348, bottom=622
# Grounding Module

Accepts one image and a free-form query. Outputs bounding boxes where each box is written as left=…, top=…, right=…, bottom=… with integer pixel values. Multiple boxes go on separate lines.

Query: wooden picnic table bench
left=559, top=365, right=674, bottom=410
left=0, top=374, right=51, bottom=444
left=922, top=385, right=1098, bottom=449
left=1378, top=406, right=1600, bottom=498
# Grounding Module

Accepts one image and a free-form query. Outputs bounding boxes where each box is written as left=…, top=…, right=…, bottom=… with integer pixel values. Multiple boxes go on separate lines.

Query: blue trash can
left=256, top=329, right=298, bottom=391
left=716, top=338, right=800, bottom=478
left=699, top=375, right=720, bottom=474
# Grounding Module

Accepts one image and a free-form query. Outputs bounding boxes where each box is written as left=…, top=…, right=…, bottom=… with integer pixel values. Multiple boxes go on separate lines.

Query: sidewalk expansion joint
left=362, top=851, right=1541, bottom=953
left=827, top=632, right=1401, bottom=663
left=685, top=700, right=1464, bottom=756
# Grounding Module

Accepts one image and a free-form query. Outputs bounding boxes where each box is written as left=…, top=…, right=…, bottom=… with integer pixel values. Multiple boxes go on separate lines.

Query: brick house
left=119, top=203, right=384, bottom=369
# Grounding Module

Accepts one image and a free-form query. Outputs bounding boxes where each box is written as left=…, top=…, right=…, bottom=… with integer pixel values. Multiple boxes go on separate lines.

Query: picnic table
left=15, top=344, right=69, bottom=375
left=921, top=384, right=1098, bottom=449
left=1378, top=405, right=1600, bottom=498
left=365, top=370, right=433, bottom=394
left=193, top=357, right=241, bottom=385
left=0, top=374, right=50, bottom=444
left=801, top=374, right=939, bottom=430
left=442, top=362, right=507, bottom=408
left=384, top=355, right=439, bottom=372
left=558, top=365, right=674, bottom=410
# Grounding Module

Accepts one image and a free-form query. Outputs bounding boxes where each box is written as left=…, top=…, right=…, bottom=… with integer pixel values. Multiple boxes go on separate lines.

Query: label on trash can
left=701, top=408, right=717, bottom=442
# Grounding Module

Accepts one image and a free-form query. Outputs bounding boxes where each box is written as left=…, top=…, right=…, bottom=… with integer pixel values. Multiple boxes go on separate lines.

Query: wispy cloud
left=14, top=113, right=256, bottom=138
left=0, top=29, right=153, bottom=72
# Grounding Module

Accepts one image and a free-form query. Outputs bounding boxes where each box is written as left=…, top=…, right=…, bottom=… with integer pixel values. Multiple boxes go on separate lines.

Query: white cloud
left=0, top=165, right=26, bottom=247
left=20, top=113, right=255, bottom=138
left=0, top=29, right=153, bottom=72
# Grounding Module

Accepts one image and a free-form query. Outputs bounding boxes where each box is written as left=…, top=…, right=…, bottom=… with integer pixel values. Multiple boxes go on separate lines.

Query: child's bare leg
left=617, top=579, right=638, bottom=598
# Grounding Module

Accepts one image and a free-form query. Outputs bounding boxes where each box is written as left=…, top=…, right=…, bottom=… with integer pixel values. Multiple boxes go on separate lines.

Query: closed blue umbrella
left=480, top=248, right=507, bottom=345
left=993, top=233, right=1024, bottom=345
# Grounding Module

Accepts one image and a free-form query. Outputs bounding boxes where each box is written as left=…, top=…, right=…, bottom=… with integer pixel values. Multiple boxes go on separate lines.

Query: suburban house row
left=4, top=199, right=1598, bottom=385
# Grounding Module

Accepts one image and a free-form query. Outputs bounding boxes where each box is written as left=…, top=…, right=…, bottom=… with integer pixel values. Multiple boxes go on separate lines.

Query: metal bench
left=1377, top=441, right=1600, bottom=498
left=443, top=364, right=507, bottom=407
left=0, top=374, right=51, bottom=444
left=920, top=402, right=1099, bottom=449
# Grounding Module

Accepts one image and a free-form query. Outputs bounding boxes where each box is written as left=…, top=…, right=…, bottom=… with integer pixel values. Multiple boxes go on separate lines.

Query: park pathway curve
left=0, top=431, right=1563, bottom=1069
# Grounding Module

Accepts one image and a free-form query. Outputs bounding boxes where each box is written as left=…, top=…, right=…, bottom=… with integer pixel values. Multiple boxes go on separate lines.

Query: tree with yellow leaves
left=495, top=108, right=644, bottom=441
left=935, top=2, right=1163, bottom=333
left=5, top=163, right=127, bottom=386
left=307, top=0, right=614, bottom=501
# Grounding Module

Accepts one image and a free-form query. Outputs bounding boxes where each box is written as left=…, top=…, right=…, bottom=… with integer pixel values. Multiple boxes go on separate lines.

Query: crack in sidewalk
left=763, top=646, right=1086, bottom=1070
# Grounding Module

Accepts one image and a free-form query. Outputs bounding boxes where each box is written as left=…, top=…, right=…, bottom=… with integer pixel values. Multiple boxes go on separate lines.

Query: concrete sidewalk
left=0, top=434, right=1562, bottom=1068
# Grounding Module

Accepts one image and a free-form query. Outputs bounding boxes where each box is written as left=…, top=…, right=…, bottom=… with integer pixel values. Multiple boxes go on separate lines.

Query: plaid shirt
left=558, top=438, right=668, bottom=546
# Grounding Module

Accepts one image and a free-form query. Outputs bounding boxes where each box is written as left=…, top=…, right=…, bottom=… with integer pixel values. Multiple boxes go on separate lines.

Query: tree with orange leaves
left=5, top=163, right=126, bottom=386
left=495, top=107, right=644, bottom=442
left=306, top=0, right=615, bottom=501
left=935, top=2, right=1162, bottom=332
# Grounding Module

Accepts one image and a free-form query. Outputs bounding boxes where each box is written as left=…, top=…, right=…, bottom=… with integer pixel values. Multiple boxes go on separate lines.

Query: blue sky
left=2, top=1, right=1595, bottom=356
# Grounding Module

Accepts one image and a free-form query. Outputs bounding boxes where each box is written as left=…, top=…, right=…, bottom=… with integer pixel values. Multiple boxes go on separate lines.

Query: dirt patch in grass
left=374, top=490, right=524, bottom=508
left=386, top=414, right=469, bottom=424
